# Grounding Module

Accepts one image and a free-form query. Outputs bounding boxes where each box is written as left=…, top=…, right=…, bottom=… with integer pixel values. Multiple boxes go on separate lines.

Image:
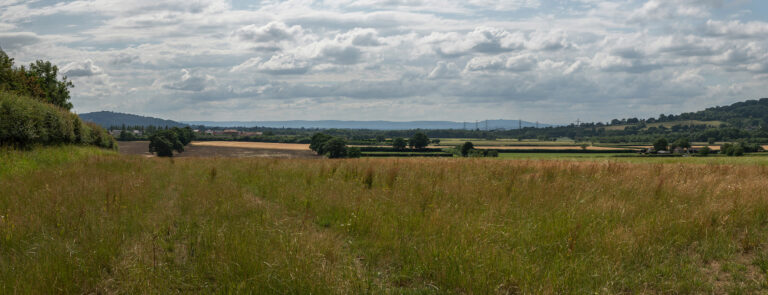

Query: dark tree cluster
left=309, top=133, right=361, bottom=158
left=148, top=127, right=194, bottom=157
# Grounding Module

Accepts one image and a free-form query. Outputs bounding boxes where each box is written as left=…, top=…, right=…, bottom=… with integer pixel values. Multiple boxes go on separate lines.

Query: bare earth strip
left=191, top=141, right=310, bottom=150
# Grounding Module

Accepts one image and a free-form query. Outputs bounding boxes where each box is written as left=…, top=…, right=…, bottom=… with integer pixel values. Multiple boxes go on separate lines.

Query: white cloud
left=163, top=69, right=215, bottom=92
left=427, top=61, right=460, bottom=79
left=62, top=59, right=103, bottom=77
left=705, top=19, right=768, bottom=39
left=3, top=0, right=767, bottom=122
left=234, top=21, right=303, bottom=43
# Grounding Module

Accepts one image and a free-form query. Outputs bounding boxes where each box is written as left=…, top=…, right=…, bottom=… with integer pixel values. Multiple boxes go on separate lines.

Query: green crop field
left=4, top=146, right=768, bottom=293
left=436, top=138, right=578, bottom=147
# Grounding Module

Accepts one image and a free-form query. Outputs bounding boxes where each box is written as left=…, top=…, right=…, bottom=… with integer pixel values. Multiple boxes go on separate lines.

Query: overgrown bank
left=0, top=49, right=115, bottom=150
left=0, top=90, right=115, bottom=149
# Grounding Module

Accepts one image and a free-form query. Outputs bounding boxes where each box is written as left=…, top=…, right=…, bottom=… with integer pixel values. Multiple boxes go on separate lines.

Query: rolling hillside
left=184, top=119, right=550, bottom=130
left=663, top=98, right=768, bottom=126
left=79, top=111, right=187, bottom=128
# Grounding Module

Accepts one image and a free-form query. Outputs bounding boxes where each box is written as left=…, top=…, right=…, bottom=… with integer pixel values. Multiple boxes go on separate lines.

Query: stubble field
left=3, top=146, right=768, bottom=293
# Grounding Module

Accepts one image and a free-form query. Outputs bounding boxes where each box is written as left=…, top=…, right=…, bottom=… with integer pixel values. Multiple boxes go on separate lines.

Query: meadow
left=4, top=146, right=768, bottom=293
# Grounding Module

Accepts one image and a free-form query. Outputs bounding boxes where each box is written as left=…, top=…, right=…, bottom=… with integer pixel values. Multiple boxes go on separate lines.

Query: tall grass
left=3, top=148, right=768, bottom=293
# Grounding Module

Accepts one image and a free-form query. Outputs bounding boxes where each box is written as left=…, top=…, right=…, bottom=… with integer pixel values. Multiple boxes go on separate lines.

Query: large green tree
left=460, top=141, right=474, bottom=157
left=149, top=129, right=185, bottom=157
left=392, top=137, right=407, bottom=150
left=310, top=133, right=333, bottom=155
left=322, top=137, right=348, bottom=158
left=409, top=132, right=430, bottom=149
left=0, top=50, right=74, bottom=110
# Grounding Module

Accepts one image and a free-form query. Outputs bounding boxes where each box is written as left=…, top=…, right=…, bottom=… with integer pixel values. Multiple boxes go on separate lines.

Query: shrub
left=310, top=133, right=333, bottom=155
left=460, top=142, right=474, bottom=157
left=323, top=137, right=348, bottom=158
left=392, top=138, right=407, bottom=150
left=0, top=90, right=115, bottom=149
left=697, top=146, right=710, bottom=156
left=149, top=129, right=185, bottom=157
left=347, top=147, right=362, bottom=158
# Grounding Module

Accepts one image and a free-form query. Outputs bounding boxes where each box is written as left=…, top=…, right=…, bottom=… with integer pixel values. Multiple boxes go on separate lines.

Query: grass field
left=5, top=146, right=768, bottom=293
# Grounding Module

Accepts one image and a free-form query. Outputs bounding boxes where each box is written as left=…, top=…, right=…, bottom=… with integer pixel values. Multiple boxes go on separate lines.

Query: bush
left=460, top=142, right=474, bottom=156
left=149, top=129, right=185, bottom=157
left=323, top=137, right=348, bottom=158
left=393, top=138, right=407, bottom=150
left=697, top=146, right=710, bottom=156
left=0, top=90, right=115, bottom=149
left=347, top=147, right=362, bottom=158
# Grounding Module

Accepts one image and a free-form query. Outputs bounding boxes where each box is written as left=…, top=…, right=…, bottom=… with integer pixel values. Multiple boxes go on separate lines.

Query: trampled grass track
left=4, top=146, right=768, bottom=293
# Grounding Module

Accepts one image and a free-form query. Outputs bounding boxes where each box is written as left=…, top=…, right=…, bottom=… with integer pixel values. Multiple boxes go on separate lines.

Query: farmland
left=118, top=141, right=317, bottom=158
left=4, top=145, right=768, bottom=293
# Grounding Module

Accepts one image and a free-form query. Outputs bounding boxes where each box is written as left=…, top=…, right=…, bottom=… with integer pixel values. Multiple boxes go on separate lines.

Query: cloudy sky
left=1, top=0, right=767, bottom=124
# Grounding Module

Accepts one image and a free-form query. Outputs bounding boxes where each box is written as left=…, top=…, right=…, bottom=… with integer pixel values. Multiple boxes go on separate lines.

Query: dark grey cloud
left=0, top=32, right=40, bottom=51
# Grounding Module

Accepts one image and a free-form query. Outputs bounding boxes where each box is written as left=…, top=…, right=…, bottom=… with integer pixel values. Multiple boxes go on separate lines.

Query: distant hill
left=668, top=98, right=768, bottom=126
left=184, top=119, right=551, bottom=130
left=79, top=111, right=187, bottom=128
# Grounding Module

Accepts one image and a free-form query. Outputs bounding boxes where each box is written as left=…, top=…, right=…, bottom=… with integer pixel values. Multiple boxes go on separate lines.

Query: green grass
left=498, top=153, right=630, bottom=159
left=0, top=145, right=115, bottom=178
left=499, top=152, right=768, bottom=165
left=437, top=138, right=578, bottom=147
left=5, top=146, right=768, bottom=293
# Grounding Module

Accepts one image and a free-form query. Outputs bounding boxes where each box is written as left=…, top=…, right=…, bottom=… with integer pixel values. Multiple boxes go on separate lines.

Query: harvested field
left=118, top=141, right=318, bottom=158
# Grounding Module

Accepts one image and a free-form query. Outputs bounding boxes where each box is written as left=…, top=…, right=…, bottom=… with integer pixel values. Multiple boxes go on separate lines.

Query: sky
left=1, top=0, right=767, bottom=124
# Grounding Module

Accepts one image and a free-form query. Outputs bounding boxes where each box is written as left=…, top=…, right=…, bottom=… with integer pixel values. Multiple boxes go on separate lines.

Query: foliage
left=0, top=90, right=115, bottom=149
left=148, top=129, right=186, bottom=157
left=670, top=137, right=691, bottom=151
left=653, top=137, right=668, bottom=151
left=697, top=146, right=711, bottom=156
left=309, top=133, right=333, bottom=155
left=460, top=141, right=474, bottom=156
left=322, top=137, right=348, bottom=158
left=721, top=141, right=762, bottom=156
left=347, top=147, right=362, bottom=158
left=0, top=50, right=73, bottom=110
left=392, top=137, right=407, bottom=150
left=408, top=132, right=430, bottom=149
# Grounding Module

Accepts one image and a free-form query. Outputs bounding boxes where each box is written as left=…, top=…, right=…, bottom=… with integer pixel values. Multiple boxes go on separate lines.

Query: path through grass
left=3, top=147, right=768, bottom=293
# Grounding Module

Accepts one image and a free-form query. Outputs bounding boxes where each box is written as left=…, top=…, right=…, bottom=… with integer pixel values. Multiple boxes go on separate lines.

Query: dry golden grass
left=190, top=141, right=311, bottom=150
left=5, top=147, right=768, bottom=293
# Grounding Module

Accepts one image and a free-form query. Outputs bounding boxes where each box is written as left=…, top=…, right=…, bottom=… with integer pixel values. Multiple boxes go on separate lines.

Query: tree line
left=0, top=50, right=115, bottom=149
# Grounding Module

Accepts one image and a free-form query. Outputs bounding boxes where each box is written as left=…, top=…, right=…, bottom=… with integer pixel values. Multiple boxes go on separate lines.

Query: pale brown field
left=190, top=141, right=311, bottom=150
